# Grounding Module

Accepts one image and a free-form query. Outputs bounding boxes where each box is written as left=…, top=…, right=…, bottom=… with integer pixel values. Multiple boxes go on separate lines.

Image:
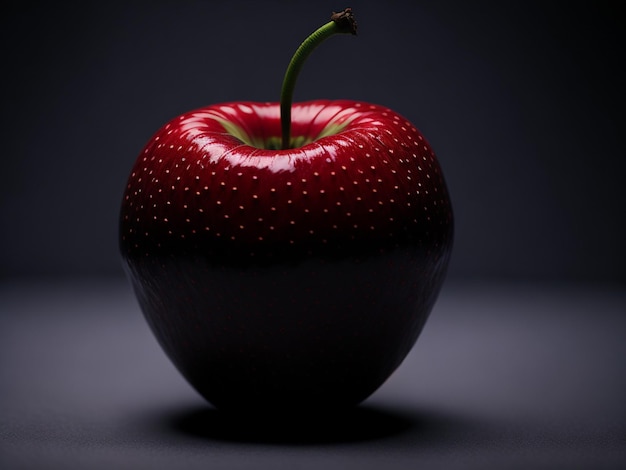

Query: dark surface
left=1, top=280, right=624, bottom=469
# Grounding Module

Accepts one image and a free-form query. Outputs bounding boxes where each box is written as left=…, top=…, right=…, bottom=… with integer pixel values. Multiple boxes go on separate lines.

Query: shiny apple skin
left=120, top=100, right=453, bottom=412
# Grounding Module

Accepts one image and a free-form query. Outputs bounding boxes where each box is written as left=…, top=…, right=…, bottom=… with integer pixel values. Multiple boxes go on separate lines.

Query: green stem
left=280, top=8, right=357, bottom=150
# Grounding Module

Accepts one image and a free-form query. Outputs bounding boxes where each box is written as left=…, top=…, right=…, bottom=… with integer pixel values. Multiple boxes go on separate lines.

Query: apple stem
left=280, top=8, right=357, bottom=150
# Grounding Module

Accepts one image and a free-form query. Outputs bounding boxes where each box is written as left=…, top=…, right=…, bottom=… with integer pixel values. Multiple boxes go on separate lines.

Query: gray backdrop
left=2, top=0, right=624, bottom=282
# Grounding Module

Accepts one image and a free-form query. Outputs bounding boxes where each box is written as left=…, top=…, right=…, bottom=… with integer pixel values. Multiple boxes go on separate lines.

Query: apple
left=120, top=8, right=453, bottom=413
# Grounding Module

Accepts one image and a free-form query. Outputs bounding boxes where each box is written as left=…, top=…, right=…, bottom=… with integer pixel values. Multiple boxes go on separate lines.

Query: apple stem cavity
left=280, top=8, right=357, bottom=150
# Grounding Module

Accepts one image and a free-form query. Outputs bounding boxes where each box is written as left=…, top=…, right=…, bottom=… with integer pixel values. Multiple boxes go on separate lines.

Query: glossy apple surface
left=120, top=100, right=453, bottom=412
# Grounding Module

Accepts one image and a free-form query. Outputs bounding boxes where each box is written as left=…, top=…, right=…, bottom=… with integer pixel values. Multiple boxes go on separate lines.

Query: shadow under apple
left=163, top=402, right=464, bottom=445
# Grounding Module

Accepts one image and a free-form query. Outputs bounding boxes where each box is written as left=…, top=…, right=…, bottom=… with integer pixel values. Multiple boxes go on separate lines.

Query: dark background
left=1, top=0, right=624, bottom=283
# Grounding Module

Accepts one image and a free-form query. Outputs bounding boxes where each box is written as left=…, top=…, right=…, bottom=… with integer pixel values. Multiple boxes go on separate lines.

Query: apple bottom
left=126, top=247, right=448, bottom=413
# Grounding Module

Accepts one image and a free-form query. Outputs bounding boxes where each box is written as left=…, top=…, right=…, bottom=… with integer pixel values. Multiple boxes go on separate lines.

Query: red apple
left=119, top=9, right=453, bottom=413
